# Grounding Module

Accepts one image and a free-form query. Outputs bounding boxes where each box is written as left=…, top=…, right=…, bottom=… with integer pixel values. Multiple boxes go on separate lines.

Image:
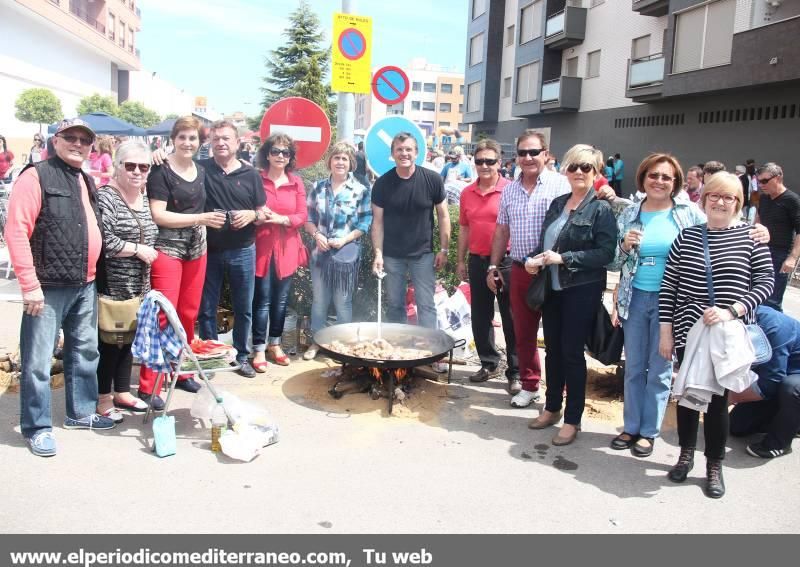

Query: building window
left=458, top=124, right=468, bottom=132
left=108, top=12, right=115, bottom=40
left=458, top=104, right=463, bottom=113
left=472, top=0, right=487, bottom=19
left=505, top=24, right=516, bottom=47
left=119, top=20, right=126, bottom=47
left=631, top=34, right=651, bottom=60
left=673, top=0, right=735, bottom=73
left=502, top=77, right=512, bottom=98
left=440, top=83, right=453, bottom=94
left=467, top=81, right=481, bottom=113
left=516, top=61, right=539, bottom=103
left=422, top=102, right=435, bottom=111
left=470, top=33, right=484, bottom=66
left=520, top=1, right=543, bottom=44
left=439, top=121, right=451, bottom=127
left=586, top=50, right=601, bottom=78
left=565, top=56, right=579, bottom=77
left=423, top=83, right=436, bottom=93
left=128, top=27, right=134, bottom=52
left=440, top=102, right=452, bottom=113
left=412, top=82, right=421, bottom=92
left=411, top=101, right=421, bottom=110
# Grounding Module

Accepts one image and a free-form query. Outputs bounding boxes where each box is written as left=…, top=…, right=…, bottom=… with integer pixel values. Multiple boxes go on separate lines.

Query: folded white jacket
left=674, top=317, right=757, bottom=408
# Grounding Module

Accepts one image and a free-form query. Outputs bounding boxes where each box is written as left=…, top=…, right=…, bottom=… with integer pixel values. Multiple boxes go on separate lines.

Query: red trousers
left=510, top=263, right=542, bottom=392
left=139, top=251, right=207, bottom=394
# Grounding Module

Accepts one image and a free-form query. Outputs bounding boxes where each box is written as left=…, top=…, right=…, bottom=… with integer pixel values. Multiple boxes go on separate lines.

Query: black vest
left=23, top=157, right=101, bottom=287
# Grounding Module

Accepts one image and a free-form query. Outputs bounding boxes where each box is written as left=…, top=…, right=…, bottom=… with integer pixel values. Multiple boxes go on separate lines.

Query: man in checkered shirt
left=486, top=130, right=614, bottom=408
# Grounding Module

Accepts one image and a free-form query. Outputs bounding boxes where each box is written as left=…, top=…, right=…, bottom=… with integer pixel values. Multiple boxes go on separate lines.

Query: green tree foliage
left=76, top=93, right=118, bottom=116
left=14, top=88, right=63, bottom=132
left=259, top=0, right=335, bottom=124
left=117, top=100, right=161, bottom=128
left=164, top=113, right=180, bottom=120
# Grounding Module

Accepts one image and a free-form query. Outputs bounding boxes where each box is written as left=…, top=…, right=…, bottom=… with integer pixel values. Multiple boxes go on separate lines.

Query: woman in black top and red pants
left=139, top=116, right=226, bottom=408
left=659, top=172, right=773, bottom=499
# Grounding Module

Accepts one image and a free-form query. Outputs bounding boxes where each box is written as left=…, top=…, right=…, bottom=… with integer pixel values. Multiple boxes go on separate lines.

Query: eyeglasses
left=269, top=148, right=292, bottom=158
left=516, top=148, right=544, bottom=158
left=706, top=193, right=738, bottom=204
left=123, top=162, right=151, bottom=173
left=474, top=158, right=498, bottom=166
left=647, top=172, right=674, bottom=183
left=57, top=133, right=94, bottom=146
left=757, top=176, right=774, bottom=185
left=566, top=163, right=595, bottom=174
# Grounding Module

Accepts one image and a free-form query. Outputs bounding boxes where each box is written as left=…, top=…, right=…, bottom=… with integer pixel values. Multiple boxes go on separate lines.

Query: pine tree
left=259, top=0, right=335, bottom=123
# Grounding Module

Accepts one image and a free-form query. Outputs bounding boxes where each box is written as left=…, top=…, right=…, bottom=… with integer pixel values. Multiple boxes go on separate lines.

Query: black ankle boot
left=668, top=447, right=695, bottom=483
left=705, top=458, right=725, bottom=499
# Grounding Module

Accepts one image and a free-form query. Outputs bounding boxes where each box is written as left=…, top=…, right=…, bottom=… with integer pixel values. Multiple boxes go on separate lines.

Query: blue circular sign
left=365, top=116, right=426, bottom=176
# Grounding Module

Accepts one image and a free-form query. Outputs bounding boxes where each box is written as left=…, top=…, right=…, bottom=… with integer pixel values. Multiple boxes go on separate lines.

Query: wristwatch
left=440, top=248, right=449, bottom=254
left=727, top=304, right=740, bottom=319
left=487, top=264, right=497, bottom=272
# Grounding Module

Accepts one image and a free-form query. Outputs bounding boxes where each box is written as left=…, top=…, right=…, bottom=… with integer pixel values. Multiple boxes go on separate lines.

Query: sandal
left=610, top=432, right=638, bottom=450
left=252, top=360, right=269, bottom=373
left=632, top=436, right=655, bottom=457
left=267, top=346, right=290, bottom=366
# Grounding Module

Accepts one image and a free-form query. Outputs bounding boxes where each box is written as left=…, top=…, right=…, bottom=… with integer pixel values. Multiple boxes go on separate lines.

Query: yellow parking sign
left=332, top=12, right=372, bottom=93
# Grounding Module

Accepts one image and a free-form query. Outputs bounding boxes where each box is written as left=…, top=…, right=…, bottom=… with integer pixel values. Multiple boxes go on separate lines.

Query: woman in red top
left=251, top=133, right=308, bottom=371
left=88, top=136, right=114, bottom=186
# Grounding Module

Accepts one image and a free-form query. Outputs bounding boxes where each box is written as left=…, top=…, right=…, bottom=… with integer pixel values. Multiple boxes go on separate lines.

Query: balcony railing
left=544, top=6, right=586, bottom=50
left=541, top=79, right=561, bottom=103
left=628, top=53, right=665, bottom=88
left=545, top=10, right=565, bottom=38
left=632, top=0, right=669, bottom=17
left=68, top=1, right=105, bottom=34
left=540, top=76, right=582, bottom=112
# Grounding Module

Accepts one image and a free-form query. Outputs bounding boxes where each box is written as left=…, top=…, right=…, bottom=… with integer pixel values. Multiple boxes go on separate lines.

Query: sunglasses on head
left=566, top=163, right=595, bottom=174
left=516, top=148, right=544, bottom=158
left=474, top=158, right=498, bottom=166
left=57, top=133, right=94, bottom=146
left=269, top=147, right=292, bottom=158
left=123, top=162, right=151, bottom=173
left=757, top=176, right=774, bottom=185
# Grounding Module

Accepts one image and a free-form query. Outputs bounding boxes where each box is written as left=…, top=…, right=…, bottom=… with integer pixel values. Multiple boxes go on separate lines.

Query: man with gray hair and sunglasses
left=755, top=162, right=800, bottom=310
left=4, top=118, right=117, bottom=457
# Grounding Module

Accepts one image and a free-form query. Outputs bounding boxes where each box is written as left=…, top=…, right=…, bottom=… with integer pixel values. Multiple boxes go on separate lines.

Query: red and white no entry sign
left=259, top=97, right=332, bottom=169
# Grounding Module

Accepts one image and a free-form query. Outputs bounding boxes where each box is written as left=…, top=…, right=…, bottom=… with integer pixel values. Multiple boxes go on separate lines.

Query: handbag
left=320, top=241, right=360, bottom=294
left=525, top=267, right=550, bottom=311
left=586, top=299, right=625, bottom=366
left=701, top=225, right=772, bottom=365
left=98, top=188, right=146, bottom=347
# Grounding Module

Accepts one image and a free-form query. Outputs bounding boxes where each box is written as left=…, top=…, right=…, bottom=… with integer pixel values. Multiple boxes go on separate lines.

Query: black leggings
left=675, top=347, right=729, bottom=460
left=97, top=341, right=133, bottom=395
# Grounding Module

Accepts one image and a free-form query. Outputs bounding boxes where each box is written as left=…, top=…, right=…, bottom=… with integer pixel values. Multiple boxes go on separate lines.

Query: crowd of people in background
left=2, top=117, right=798, bottom=503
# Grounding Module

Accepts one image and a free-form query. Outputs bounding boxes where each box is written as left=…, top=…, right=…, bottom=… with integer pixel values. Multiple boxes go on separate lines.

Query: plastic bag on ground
left=190, top=384, right=217, bottom=420
left=219, top=429, right=261, bottom=462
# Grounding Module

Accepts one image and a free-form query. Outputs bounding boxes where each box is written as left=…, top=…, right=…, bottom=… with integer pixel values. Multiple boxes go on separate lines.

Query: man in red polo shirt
left=456, top=139, right=519, bottom=391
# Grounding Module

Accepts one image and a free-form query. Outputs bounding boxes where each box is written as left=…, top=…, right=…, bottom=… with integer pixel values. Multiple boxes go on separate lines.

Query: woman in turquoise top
left=609, top=154, right=769, bottom=457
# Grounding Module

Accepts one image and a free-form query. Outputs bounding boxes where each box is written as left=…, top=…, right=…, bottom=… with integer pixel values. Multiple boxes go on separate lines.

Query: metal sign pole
left=337, top=0, right=356, bottom=143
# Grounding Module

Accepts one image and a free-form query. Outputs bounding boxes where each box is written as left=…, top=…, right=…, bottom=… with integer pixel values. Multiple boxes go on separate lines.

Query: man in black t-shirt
left=371, top=132, right=450, bottom=333
left=197, top=120, right=266, bottom=377
left=756, top=162, right=800, bottom=311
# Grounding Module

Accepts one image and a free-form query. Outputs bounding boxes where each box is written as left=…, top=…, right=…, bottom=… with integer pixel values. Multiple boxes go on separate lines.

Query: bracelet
left=134, top=243, right=138, bottom=254
left=487, top=264, right=497, bottom=272
left=440, top=248, right=449, bottom=254
left=727, top=304, right=740, bottom=319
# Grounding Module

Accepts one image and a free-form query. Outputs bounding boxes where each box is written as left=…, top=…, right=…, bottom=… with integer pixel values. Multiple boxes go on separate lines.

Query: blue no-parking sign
left=364, top=116, right=426, bottom=176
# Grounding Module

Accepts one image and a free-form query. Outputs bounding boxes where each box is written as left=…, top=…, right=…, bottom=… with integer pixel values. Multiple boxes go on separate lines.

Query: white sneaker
left=303, top=345, right=319, bottom=361
left=431, top=361, right=448, bottom=373
left=510, top=389, right=541, bottom=408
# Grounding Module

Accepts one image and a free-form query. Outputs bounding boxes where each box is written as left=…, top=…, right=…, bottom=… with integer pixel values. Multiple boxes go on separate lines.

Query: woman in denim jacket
left=608, top=154, right=769, bottom=457
left=525, top=144, right=616, bottom=446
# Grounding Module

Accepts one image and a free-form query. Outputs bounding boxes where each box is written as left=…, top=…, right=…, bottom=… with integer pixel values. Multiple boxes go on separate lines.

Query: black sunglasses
left=474, top=158, right=498, bottom=166
left=57, top=133, right=94, bottom=146
left=269, top=147, right=292, bottom=158
left=566, top=163, right=595, bottom=174
left=516, top=148, right=544, bottom=158
left=123, top=162, right=151, bottom=173
left=757, top=176, right=774, bottom=185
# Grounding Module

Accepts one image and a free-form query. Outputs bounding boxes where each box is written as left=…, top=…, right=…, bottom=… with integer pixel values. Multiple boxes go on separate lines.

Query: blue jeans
left=198, top=244, right=255, bottom=362
left=19, top=283, right=99, bottom=438
left=310, top=252, right=354, bottom=335
left=620, top=289, right=673, bottom=438
left=251, top=257, right=293, bottom=351
left=766, top=246, right=788, bottom=311
left=383, top=253, right=437, bottom=329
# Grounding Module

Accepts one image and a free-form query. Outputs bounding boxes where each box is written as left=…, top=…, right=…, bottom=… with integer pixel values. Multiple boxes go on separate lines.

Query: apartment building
left=355, top=58, right=472, bottom=147
left=464, top=0, right=800, bottom=192
left=0, top=0, right=141, bottom=148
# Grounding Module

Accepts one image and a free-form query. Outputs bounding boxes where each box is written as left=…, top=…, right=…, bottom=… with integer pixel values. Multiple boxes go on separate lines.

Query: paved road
left=0, top=276, right=798, bottom=534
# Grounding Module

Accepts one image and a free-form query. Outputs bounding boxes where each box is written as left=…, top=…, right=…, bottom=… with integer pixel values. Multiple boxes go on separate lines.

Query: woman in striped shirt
left=659, top=172, right=774, bottom=498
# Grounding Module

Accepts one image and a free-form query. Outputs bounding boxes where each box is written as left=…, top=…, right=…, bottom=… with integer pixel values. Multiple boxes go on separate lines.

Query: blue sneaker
left=28, top=431, right=57, bottom=457
left=63, top=413, right=116, bottom=430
